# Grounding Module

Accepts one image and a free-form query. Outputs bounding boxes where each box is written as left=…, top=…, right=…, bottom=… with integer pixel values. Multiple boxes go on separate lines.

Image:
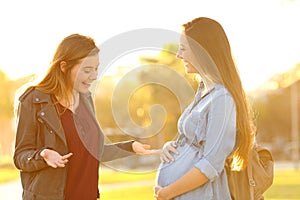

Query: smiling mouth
left=83, top=82, right=91, bottom=87
left=183, top=62, right=189, bottom=67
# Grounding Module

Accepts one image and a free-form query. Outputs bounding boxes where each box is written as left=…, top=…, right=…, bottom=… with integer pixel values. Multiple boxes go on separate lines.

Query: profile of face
left=69, top=53, right=99, bottom=94
left=176, top=34, right=198, bottom=74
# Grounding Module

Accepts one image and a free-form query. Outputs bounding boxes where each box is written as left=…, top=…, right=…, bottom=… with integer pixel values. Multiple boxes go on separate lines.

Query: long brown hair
left=183, top=17, right=255, bottom=170
left=36, top=34, right=99, bottom=107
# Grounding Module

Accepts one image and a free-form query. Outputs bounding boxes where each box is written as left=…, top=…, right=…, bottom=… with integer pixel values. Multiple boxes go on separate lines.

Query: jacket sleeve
left=194, top=93, right=236, bottom=181
left=84, top=94, right=136, bottom=162
left=100, top=140, right=135, bottom=162
left=13, top=91, right=48, bottom=172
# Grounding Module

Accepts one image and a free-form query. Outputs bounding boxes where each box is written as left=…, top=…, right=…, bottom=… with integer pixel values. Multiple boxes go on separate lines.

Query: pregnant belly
left=156, top=143, right=202, bottom=187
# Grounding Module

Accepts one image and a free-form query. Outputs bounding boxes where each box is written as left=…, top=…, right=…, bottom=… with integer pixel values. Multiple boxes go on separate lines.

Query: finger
left=160, top=154, right=170, bottom=163
left=55, top=161, right=65, bottom=168
left=154, top=186, right=162, bottom=194
left=60, top=159, right=69, bottom=164
left=167, top=146, right=179, bottom=155
left=140, top=149, right=161, bottom=155
left=150, top=149, right=162, bottom=155
left=47, top=161, right=57, bottom=168
left=171, top=141, right=177, bottom=148
left=62, top=153, right=73, bottom=160
left=163, top=149, right=175, bottom=161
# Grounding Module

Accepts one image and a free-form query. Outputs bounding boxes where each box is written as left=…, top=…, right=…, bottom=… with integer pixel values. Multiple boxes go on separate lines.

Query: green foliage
left=0, top=70, right=34, bottom=119
left=0, top=70, right=35, bottom=155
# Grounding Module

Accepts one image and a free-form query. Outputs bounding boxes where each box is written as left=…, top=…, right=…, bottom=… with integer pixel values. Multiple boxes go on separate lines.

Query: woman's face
left=70, top=53, right=99, bottom=94
left=176, top=34, right=198, bottom=74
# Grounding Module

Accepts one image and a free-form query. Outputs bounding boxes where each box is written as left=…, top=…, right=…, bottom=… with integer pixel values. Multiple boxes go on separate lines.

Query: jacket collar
left=33, top=89, right=94, bottom=147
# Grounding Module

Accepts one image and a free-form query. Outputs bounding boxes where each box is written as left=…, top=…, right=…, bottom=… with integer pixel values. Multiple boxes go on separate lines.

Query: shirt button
left=40, top=112, right=45, bottom=116
left=35, top=98, right=40, bottom=102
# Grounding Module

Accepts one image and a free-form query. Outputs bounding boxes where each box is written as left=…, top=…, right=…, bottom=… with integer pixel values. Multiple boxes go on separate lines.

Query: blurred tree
left=94, top=43, right=197, bottom=148
left=252, top=63, right=300, bottom=160
left=0, top=70, right=34, bottom=156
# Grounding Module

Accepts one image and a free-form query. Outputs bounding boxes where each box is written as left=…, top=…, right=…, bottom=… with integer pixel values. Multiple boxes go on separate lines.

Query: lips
left=183, top=62, right=190, bottom=68
left=82, top=82, right=91, bottom=87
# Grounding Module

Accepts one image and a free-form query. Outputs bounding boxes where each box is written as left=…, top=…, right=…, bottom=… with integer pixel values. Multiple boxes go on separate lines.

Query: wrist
left=40, top=148, right=48, bottom=158
left=159, top=186, right=173, bottom=200
left=130, top=141, right=136, bottom=153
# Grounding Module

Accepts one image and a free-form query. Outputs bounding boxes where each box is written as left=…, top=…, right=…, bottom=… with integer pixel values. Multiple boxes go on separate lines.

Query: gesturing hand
left=40, top=149, right=73, bottom=168
left=132, top=141, right=161, bottom=155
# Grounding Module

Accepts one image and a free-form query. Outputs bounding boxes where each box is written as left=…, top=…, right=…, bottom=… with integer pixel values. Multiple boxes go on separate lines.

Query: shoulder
left=18, top=86, right=51, bottom=104
left=212, top=85, right=233, bottom=100
left=19, top=86, right=36, bottom=102
left=209, top=85, right=235, bottom=108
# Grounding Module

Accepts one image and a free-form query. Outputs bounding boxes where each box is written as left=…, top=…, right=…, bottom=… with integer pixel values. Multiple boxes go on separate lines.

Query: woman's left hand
left=154, top=185, right=170, bottom=200
left=132, top=141, right=161, bottom=155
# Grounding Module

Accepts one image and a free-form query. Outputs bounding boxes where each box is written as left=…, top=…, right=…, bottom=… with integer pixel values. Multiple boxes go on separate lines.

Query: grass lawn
left=99, top=169, right=156, bottom=184
left=99, top=168, right=300, bottom=200
left=0, top=156, right=19, bottom=183
left=100, top=185, right=154, bottom=200
left=264, top=169, right=300, bottom=200
left=1, top=160, right=300, bottom=200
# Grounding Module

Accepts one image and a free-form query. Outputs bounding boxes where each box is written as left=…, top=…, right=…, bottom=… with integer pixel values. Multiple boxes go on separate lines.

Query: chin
left=185, top=69, right=193, bottom=74
left=77, top=87, right=90, bottom=94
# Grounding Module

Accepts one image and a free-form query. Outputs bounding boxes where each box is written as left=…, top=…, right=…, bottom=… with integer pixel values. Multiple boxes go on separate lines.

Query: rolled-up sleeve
left=194, top=93, right=236, bottom=181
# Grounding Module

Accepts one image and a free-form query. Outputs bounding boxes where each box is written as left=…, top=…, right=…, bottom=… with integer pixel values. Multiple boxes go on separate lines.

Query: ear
left=60, top=61, right=67, bottom=73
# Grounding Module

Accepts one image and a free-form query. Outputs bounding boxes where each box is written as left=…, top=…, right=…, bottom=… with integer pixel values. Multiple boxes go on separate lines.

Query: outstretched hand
left=40, top=149, right=73, bottom=168
left=132, top=141, right=161, bottom=155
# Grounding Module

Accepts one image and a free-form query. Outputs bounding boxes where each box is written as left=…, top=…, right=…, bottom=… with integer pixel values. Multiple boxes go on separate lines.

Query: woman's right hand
left=160, top=141, right=178, bottom=163
left=40, top=149, right=73, bottom=168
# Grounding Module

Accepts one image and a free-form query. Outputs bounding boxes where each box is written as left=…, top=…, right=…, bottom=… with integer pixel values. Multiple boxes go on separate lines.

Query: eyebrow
left=82, top=64, right=99, bottom=69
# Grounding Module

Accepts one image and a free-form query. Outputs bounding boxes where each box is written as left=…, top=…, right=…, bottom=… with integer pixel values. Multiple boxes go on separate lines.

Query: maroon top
left=58, top=100, right=100, bottom=200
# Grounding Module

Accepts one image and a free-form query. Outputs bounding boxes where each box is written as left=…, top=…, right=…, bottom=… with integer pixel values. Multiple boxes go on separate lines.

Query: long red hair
left=36, top=34, right=99, bottom=107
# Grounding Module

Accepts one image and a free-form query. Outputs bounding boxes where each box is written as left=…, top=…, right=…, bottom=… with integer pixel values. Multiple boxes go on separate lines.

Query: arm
left=156, top=93, right=236, bottom=199
left=13, top=95, right=49, bottom=172
left=100, top=140, right=133, bottom=162
left=155, top=167, right=209, bottom=200
left=101, top=140, right=160, bottom=162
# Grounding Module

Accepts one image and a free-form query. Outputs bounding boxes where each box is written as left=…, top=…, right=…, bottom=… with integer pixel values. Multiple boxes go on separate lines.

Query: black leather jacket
left=13, top=87, right=134, bottom=200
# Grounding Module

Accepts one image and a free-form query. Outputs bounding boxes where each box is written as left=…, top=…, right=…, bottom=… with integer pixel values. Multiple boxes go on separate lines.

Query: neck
left=201, top=78, right=216, bottom=91
left=56, top=90, right=80, bottom=112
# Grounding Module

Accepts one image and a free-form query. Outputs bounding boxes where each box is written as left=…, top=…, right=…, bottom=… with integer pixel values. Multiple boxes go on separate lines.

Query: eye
left=179, top=45, right=185, bottom=51
left=83, top=69, right=92, bottom=73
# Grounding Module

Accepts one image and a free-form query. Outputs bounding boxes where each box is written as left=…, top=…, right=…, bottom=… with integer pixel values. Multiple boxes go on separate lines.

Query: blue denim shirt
left=156, top=84, right=236, bottom=200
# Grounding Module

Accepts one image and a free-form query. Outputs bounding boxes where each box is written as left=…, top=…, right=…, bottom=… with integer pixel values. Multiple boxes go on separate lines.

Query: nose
left=89, top=70, right=98, bottom=80
left=176, top=51, right=183, bottom=59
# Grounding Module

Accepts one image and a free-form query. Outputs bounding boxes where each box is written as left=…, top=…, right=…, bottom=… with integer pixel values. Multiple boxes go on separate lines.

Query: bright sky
left=0, top=0, right=299, bottom=91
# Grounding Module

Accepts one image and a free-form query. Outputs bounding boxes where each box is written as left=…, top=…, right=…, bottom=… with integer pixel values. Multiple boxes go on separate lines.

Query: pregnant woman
left=154, top=17, right=255, bottom=200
